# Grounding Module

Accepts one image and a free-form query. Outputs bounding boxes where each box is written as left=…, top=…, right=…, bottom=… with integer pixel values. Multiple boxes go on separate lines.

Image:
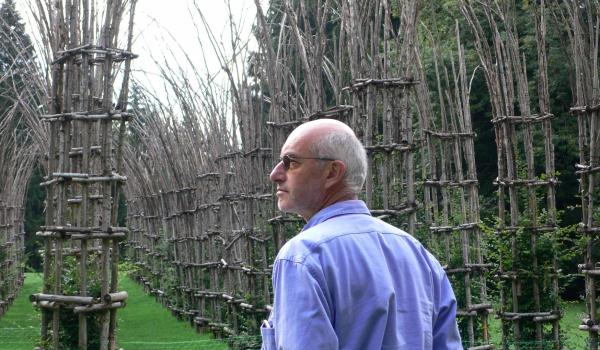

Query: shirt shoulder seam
left=276, top=229, right=418, bottom=264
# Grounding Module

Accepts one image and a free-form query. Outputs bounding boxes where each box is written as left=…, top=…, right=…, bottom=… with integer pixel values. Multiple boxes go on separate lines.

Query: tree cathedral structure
left=1, top=1, right=600, bottom=350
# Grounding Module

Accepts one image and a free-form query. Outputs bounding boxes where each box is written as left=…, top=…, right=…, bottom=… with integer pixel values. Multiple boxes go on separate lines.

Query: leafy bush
left=40, top=254, right=104, bottom=349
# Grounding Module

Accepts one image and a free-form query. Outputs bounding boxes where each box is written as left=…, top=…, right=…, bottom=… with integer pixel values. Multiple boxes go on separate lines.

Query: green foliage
left=118, top=260, right=140, bottom=277
left=480, top=207, right=582, bottom=347
left=117, top=188, right=127, bottom=227
left=24, top=164, right=45, bottom=272
left=151, top=237, right=179, bottom=302
left=55, top=304, right=102, bottom=350
left=0, top=0, right=39, bottom=133
left=0, top=0, right=33, bottom=91
left=43, top=256, right=103, bottom=349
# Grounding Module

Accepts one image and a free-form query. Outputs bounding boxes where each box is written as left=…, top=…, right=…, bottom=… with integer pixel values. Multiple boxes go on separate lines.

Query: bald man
left=261, top=119, right=462, bottom=349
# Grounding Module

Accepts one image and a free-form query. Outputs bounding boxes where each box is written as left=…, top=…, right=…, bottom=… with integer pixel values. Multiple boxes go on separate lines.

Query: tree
left=0, top=0, right=34, bottom=113
left=24, top=164, right=45, bottom=271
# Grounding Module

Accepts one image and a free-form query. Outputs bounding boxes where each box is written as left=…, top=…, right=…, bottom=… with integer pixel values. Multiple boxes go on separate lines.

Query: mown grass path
left=117, top=276, right=228, bottom=349
left=0, top=273, right=42, bottom=349
left=0, top=273, right=228, bottom=349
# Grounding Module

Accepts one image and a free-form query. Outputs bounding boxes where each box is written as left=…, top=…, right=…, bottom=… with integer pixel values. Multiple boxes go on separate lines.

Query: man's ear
left=324, top=160, right=346, bottom=189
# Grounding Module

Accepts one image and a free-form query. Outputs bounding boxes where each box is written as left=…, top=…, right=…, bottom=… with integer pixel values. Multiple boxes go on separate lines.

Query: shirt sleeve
left=267, top=257, right=338, bottom=350
left=432, top=272, right=463, bottom=349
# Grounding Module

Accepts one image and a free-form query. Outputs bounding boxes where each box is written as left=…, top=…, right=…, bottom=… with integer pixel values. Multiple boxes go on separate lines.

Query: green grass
left=0, top=273, right=228, bottom=350
left=117, top=276, right=227, bottom=350
left=560, top=301, right=588, bottom=349
left=0, top=273, right=42, bottom=349
left=487, top=301, right=589, bottom=349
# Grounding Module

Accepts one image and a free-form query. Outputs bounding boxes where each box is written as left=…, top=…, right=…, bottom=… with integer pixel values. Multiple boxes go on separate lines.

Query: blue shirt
left=261, top=200, right=462, bottom=349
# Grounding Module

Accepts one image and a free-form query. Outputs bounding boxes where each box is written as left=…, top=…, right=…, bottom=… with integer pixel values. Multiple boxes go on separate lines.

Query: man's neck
left=302, top=190, right=357, bottom=222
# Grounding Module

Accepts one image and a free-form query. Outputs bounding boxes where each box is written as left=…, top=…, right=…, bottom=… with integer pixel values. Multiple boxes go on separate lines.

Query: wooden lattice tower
left=192, top=172, right=225, bottom=331
left=460, top=1, right=560, bottom=348
left=346, top=79, right=418, bottom=229
left=574, top=77, right=600, bottom=349
left=416, top=25, right=492, bottom=349
left=551, top=1, right=600, bottom=348
left=30, top=1, right=137, bottom=349
left=341, top=0, right=420, bottom=233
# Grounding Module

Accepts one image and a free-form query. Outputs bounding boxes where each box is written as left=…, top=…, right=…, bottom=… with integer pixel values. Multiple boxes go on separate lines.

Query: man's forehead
left=281, top=121, right=336, bottom=156
left=280, top=138, right=305, bottom=157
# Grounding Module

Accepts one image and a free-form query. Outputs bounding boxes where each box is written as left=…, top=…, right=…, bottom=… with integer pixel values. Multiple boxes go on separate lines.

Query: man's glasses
left=278, top=154, right=336, bottom=171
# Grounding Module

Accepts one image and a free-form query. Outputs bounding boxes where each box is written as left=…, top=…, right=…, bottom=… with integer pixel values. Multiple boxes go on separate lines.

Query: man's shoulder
left=308, top=213, right=418, bottom=243
left=274, top=213, right=417, bottom=263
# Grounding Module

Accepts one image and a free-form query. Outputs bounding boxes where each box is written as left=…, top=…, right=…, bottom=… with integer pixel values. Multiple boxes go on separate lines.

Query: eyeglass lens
left=281, top=155, right=292, bottom=170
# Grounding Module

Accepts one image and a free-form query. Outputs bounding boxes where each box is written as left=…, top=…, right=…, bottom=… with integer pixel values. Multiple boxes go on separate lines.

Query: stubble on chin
left=276, top=192, right=292, bottom=212
left=277, top=200, right=300, bottom=217
left=276, top=198, right=289, bottom=213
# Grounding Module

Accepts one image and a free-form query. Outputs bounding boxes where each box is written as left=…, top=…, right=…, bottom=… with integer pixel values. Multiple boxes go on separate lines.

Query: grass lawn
left=487, top=300, right=589, bottom=349
left=117, top=276, right=227, bottom=350
left=560, top=301, right=588, bottom=349
left=0, top=273, right=41, bottom=350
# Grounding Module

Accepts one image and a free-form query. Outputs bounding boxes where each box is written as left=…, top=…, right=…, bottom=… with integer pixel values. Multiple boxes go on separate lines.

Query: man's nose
left=269, top=161, right=285, bottom=183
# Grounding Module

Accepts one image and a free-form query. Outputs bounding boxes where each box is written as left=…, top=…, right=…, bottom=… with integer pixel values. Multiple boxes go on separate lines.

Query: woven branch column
left=32, top=2, right=137, bottom=349
left=573, top=105, right=600, bottom=349
left=347, top=81, right=419, bottom=232
left=191, top=173, right=223, bottom=330
left=424, top=133, right=491, bottom=349
left=0, top=204, right=17, bottom=317
left=550, top=1, right=600, bottom=349
left=460, top=1, right=561, bottom=348
left=417, top=26, right=492, bottom=349
left=0, top=203, right=29, bottom=318
left=0, top=204, right=9, bottom=316
left=492, top=113, right=560, bottom=349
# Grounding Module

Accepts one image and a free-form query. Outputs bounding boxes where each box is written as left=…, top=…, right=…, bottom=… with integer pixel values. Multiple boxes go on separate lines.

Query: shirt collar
left=302, top=200, right=371, bottom=231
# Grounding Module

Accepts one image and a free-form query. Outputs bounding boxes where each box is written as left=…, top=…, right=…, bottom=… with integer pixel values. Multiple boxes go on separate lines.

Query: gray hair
left=310, top=127, right=368, bottom=194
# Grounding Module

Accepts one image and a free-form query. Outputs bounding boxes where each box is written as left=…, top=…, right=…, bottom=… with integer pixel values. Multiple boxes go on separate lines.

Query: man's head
left=269, top=119, right=367, bottom=220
